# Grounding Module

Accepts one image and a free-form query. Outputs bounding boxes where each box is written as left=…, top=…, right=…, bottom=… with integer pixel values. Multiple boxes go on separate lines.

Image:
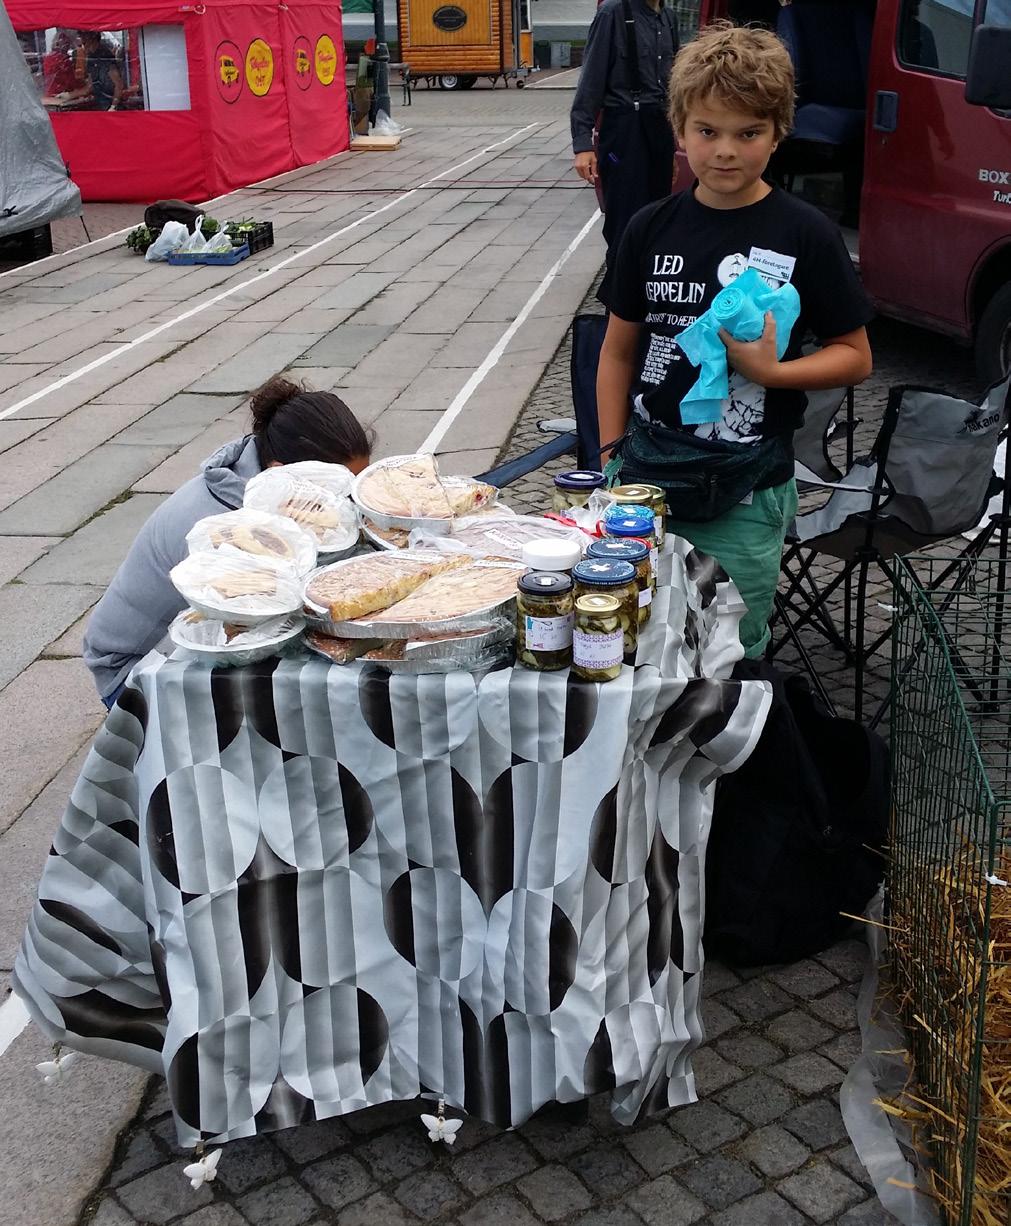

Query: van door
left=860, top=0, right=1011, bottom=340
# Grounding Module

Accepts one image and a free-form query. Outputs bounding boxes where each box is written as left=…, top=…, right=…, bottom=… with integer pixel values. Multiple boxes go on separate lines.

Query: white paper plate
left=170, top=612, right=306, bottom=667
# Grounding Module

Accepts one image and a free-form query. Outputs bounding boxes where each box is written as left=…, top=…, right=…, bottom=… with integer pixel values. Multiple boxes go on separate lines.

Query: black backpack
left=144, top=200, right=204, bottom=233
left=704, top=664, right=889, bottom=966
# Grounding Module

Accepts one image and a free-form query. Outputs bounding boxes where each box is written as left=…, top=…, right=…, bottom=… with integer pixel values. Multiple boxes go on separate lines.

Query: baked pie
left=366, top=562, right=524, bottom=624
left=207, top=571, right=278, bottom=600
left=305, top=630, right=384, bottom=663
left=208, top=523, right=295, bottom=560
left=305, top=554, right=465, bottom=622
left=278, top=497, right=345, bottom=541
left=363, top=519, right=411, bottom=549
left=357, top=456, right=496, bottom=521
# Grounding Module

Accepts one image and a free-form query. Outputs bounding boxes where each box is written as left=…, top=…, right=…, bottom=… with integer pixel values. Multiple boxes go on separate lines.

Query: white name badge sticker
left=747, top=247, right=796, bottom=286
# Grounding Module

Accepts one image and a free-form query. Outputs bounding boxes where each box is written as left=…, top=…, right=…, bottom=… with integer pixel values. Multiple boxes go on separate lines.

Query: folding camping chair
left=477, top=314, right=605, bottom=486
left=770, top=373, right=1011, bottom=723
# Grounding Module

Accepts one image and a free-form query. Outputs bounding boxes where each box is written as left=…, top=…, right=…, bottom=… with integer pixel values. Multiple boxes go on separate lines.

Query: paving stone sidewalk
left=82, top=272, right=987, bottom=1226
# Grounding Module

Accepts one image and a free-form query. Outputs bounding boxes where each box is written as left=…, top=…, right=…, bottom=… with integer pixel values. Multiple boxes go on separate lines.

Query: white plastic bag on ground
left=176, top=216, right=208, bottom=254
left=145, top=220, right=189, bottom=262
left=373, top=110, right=406, bottom=136
left=203, top=230, right=234, bottom=254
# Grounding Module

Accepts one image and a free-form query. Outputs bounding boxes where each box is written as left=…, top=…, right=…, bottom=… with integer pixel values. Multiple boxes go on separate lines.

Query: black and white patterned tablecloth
left=14, top=541, right=770, bottom=1145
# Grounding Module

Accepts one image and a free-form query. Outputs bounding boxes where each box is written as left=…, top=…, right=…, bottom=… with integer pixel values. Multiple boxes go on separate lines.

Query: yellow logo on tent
left=295, top=48, right=311, bottom=78
left=245, top=38, right=274, bottom=96
left=315, top=35, right=337, bottom=86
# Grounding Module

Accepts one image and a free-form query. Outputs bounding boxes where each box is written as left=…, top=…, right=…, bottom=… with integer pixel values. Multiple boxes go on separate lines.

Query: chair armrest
left=476, top=431, right=578, bottom=488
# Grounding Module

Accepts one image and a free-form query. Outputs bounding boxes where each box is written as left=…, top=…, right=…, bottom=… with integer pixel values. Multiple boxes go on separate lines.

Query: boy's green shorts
left=667, top=478, right=798, bottom=659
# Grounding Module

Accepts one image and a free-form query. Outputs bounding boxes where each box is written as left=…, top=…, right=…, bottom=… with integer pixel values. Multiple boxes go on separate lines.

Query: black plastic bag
left=704, top=663, right=888, bottom=966
left=144, top=200, right=204, bottom=233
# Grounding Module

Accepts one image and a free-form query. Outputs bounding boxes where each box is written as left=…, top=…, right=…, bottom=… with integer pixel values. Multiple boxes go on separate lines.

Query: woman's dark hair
left=250, top=376, right=375, bottom=468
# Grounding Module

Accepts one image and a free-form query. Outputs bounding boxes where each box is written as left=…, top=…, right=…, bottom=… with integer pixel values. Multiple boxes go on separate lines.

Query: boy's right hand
left=574, top=152, right=598, bottom=184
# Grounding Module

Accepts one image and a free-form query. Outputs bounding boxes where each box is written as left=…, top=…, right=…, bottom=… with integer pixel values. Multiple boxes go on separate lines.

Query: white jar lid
left=522, top=537, right=582, bottom=572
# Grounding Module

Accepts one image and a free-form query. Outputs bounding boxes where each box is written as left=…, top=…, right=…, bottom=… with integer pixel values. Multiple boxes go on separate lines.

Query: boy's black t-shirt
left=602, top=186, right=874, bottom=445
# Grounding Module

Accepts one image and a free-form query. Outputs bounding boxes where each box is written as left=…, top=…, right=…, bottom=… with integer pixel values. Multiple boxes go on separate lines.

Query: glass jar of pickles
left=515, top=571, right=574, bottom=671
left=572, top=558, right=638, bottom=663
left=601, top=504, right=658, bottom=589
left=639, top=484, right=668, bottom=551
left=586, top=538, right=651, bottom=625
left=552, top=470, right=606, bottom=514
left=572, top=594, right=624, bottom=682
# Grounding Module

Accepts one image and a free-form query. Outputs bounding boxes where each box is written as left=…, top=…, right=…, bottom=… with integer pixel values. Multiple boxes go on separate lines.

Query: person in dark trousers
left=571, top=0, right=679, bottom=300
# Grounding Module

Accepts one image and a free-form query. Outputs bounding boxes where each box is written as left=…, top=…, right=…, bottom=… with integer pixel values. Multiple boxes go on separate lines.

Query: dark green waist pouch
left=613, top=416, right=791, bottom=522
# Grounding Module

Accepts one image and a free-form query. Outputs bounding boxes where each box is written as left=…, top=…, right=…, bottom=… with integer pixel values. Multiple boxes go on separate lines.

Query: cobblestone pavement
left=85, top=279, right=988, bottom=1226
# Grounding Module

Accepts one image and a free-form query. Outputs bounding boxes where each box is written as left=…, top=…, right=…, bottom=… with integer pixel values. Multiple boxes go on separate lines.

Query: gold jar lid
left=609, top=484, right=656, bottom=504
left=639, top=484, right=666, bottom=507
left=575, top=593, right=621, bottom=616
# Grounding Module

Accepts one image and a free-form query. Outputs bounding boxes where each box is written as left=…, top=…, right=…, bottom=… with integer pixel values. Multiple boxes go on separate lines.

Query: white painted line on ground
left=0, top=222, right=136, bottom=278
left=528, top=66, right=582, bottom=88
left=418, top=208, right=602, bottom=456
left=0, top=991, right=31, bottom=1058
left=0, top=122, right=541, bottom=422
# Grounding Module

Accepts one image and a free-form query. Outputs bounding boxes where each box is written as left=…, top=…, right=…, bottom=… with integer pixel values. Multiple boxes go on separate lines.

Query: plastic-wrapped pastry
left=408, top=513, right=586, bottom=562
left=365, top=561, right=524, bottom=625
left=354, top=454, right=496, bottom=523
left=187, top=508, right=317, bottom=575
left=304, top=552, right=466, bottom=622
left=170, top=610, right=305, bottom=666
left=304, top=630, right=384, bottom=664
left=170, top=552, right=304, bottom=625
left=243, top=468, right=359, bottom=553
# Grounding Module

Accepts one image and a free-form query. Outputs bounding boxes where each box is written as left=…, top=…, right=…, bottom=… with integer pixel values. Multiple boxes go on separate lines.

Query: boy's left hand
left=719, top=312, right=780, bottom=385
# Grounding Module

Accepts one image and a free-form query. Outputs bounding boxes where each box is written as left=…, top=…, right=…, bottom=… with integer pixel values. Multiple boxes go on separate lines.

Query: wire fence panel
left=890, top=555, right=1011, bottom=1226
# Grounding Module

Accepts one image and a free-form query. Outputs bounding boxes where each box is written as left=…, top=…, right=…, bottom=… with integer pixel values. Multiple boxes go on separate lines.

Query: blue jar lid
left=554, top=469, right=606, bottom=492
left=586, top=538, right=648, bottom=564
left=602, top=503, right=654, bottom=531
left=572, top=558, right=636, bottom=587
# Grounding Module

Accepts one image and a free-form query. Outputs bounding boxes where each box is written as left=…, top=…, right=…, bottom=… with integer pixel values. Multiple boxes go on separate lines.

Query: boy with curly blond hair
left=598, top=21, right=873, bottom=657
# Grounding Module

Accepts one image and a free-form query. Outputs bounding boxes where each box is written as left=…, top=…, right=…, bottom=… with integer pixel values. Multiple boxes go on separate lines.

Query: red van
left=675, top=1, right=1011, bottom=382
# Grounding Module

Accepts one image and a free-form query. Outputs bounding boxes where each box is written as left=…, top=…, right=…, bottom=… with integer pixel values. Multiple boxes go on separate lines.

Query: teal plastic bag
left=675, top=268, right=801, bottom=425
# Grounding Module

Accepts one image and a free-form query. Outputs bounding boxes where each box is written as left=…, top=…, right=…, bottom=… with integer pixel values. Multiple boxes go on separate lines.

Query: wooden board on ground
left=350, top=134, right=402, bottom=151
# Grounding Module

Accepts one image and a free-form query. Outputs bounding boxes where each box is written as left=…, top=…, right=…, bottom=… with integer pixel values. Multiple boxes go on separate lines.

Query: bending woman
left=83, top=376, right=373, bottom=708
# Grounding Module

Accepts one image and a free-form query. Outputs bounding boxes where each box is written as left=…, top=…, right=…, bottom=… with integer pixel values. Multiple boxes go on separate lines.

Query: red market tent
left=5, top=0, right=350, bottom=201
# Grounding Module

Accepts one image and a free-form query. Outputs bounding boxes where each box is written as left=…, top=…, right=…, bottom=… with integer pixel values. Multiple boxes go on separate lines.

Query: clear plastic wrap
left=407, top=514, right=586, bottom=562
left=170, top=610, right=306, bottom=667
left=170, top=551, right=304, bottom=626
left=303, top=630, right=385, bottom=664
left=350, top=561, right=524, bottom=637
left=548, top=488, right=615, bottom=535
left=303, top=552, right=468, bottom=630
left=186, top=508, right=318, bottom=576
left=243, top=468, right=360, bottom=554
left=360, top=517, right=412, bottom=551
left=305, top=622, right=512, bottom=673
left=352, top=454, right=497, bottom=531
left=274, top=461, right=355, bottom=500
